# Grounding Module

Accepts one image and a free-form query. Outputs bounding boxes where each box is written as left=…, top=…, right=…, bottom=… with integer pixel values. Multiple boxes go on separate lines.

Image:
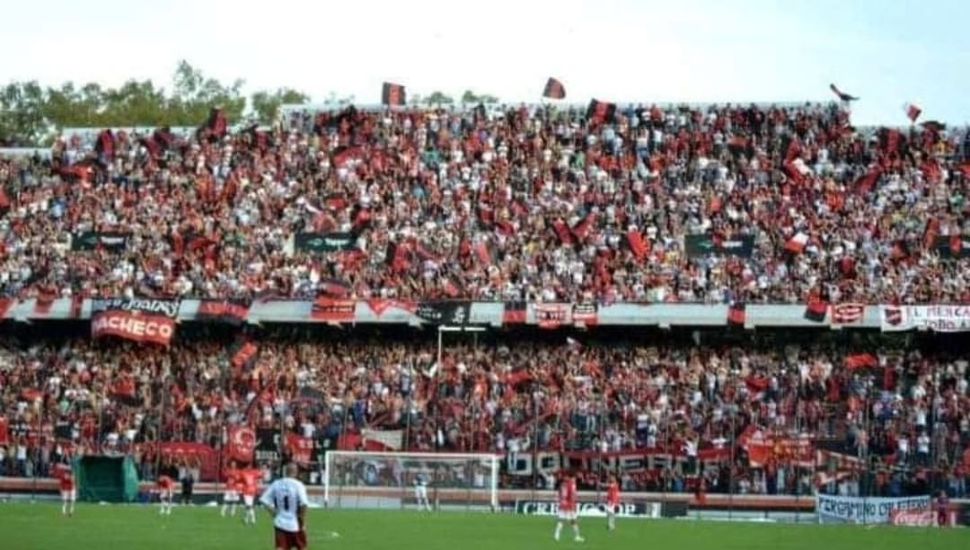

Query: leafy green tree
left=424, top=91, right=454, bottom=106
left=250, top=88, right=310, bottom=124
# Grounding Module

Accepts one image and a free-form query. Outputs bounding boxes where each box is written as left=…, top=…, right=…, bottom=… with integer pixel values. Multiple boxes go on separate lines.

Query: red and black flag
left=829, top=84, right=859, bottom=102
left=727, top=302, right=746, bottom=328
left=503, top=301, right=527, bottom=325
left=571, top=213, right=596, bottom=241
left=626, top=230, right=649, bottom=261
left=804, top=300, right=829, bottom=323
left=385, top=241, right=412, bottom=273
left=0, top=186, right=11, bottom=213
left=201, top=107, right=228, bottom=140
left=542, top=77, right=566, bottom=100
left=552, top=219, right=574, bottom=245
left=587, top=99, right=616, bottom=124
left=230, top=340, right=259, bottom=371
left=319, top=278, right=352, bottom=298
left=854, top=166, right=882, bottom=196
left=94, top=129, right=115, bottom=163
left=197, top=299, right=251, bottom=326
left=474, top=240, right=495, bottom=265
left=903, top=102, right=922, bottom=123
left=70, top=293, right=84, bottom=319
left=381, top=82, right=406, bottom=106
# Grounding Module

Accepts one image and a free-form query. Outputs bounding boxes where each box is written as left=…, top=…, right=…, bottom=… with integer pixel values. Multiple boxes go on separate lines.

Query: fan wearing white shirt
left=260, top=464, right=310, bottom=550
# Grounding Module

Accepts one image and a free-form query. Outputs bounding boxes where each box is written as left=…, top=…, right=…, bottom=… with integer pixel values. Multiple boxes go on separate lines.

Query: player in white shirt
left=260, top=464, right=310, bottom=550
left=414, top=471, right=432, bottom=512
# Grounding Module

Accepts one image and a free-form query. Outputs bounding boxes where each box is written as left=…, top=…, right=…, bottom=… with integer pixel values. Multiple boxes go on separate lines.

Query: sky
left=1, top=0, right=967, bottom=126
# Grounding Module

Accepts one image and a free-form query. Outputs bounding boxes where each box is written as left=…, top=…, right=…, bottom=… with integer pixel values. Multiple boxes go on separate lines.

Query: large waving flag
left=543, top=77, right=566, bottom=99
left=829, top=84, right=858, bottom=102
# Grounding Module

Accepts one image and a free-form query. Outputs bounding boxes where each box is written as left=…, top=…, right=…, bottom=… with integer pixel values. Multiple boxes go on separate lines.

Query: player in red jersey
left=604, top=475, right=620, bottom=531
left=222, top=462, right=241, bottom=518
left=936, top=491, right=950, bottom=527
left=54, top=462, right=76, bottom=517
left=157, top=474, right=175, bottom=515
left=240, top=467, right=262, bottom=526
left=554, top=472, right=584, bottom=542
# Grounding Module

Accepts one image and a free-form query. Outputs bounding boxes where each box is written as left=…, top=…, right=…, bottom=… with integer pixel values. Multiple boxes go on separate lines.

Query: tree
left=461, top=90, right=479, bottom=105
left=424, top=91, right=454, bottom=106
left=250, top=88, right=310, bottom=125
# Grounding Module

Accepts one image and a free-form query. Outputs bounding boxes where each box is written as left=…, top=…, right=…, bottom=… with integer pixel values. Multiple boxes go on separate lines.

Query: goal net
left=324, top=451, right=500, bottom=511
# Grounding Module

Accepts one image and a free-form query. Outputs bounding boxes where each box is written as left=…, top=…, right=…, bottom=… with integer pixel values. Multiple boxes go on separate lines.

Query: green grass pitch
left=0, top=504, right=966, bottom=550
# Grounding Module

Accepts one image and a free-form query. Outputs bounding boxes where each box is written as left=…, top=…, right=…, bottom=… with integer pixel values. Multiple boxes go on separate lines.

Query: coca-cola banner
left=816, top=494, right=930, bottom=524
left=91, top=299, right=181, bottom=346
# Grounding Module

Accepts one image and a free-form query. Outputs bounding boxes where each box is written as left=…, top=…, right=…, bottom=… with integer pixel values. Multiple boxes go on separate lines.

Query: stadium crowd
left=1, top=102, right=969, bottom=304
left=0, top=334, right=967, bottom=497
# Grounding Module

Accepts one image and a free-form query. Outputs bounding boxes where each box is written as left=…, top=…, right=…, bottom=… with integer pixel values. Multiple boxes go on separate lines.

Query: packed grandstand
left=0, top=100, right=968, bottom=507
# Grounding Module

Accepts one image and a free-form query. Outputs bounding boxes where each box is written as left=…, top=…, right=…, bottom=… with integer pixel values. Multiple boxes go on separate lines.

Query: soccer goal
left=324, top=451, right=500, bottom=512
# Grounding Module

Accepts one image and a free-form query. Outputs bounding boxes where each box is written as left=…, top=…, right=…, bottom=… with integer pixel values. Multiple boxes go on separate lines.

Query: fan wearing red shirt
left=554, top=472, right=584, bottom=542
left=604, top=475, right=621, bottom=531
left=240, top=468, right=262, bottom=526
left=221, top=462, right=240, bottom=518
left=55, top=462, right=76, bottom=517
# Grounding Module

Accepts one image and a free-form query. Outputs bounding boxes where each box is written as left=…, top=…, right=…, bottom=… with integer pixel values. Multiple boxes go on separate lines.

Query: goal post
left=324, top=451, right=500, bottom=512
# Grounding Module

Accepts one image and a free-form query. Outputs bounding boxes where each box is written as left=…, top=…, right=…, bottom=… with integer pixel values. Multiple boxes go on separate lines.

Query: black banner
left=294, top=232, right=358, bottom=253
left=196, top=299, right=250, bottom=326
left=415, top=301, right=471, bottom=326
left=684, top=234, right=755, bottom=258
left=92, top=298, right=181, bottom=318
left=255, top=428, right=281, bottom=462
left=514, top=501, right=658, bottom=518
left=71, top=232, right=130, bottom=252
left=934, top=235, right=970, bottom=259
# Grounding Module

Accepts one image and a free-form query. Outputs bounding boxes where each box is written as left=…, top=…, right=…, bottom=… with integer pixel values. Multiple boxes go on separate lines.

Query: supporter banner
left=361, top=429, right=403, bottom=451
left=506, top=449, right=729, bottom=478
left=90, top=299, right=180, bottom=346
left=226, top=426, right=256, bottom=464
left=255, top=428, right=281, bottom=462
left=684, top=234, right=755, bottom=258
left=740, top=428, right=814, bottom=467
left=196, top=299, right=250, bottom=326
left=830, top=303, right=865, bottom=325
left=156, top=442, right=219, bottom=482
left=572, top=303, right=598, bottom=327
left=515, top=500, right=659, bottom=519
left=535, top=303, right=570, bottom=329
left=286, top=433, right=315, bottom=465
left=311, top=297, right=357, bottom=323
left=414, top=301, right=470, bottom=326
left=294, top=232, right=358, bottom=253
left=71, top=231, right=130, bottom=252
left=881, top=305, right=970, bottom=332
left=816, top=494, right=930, bottom=524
